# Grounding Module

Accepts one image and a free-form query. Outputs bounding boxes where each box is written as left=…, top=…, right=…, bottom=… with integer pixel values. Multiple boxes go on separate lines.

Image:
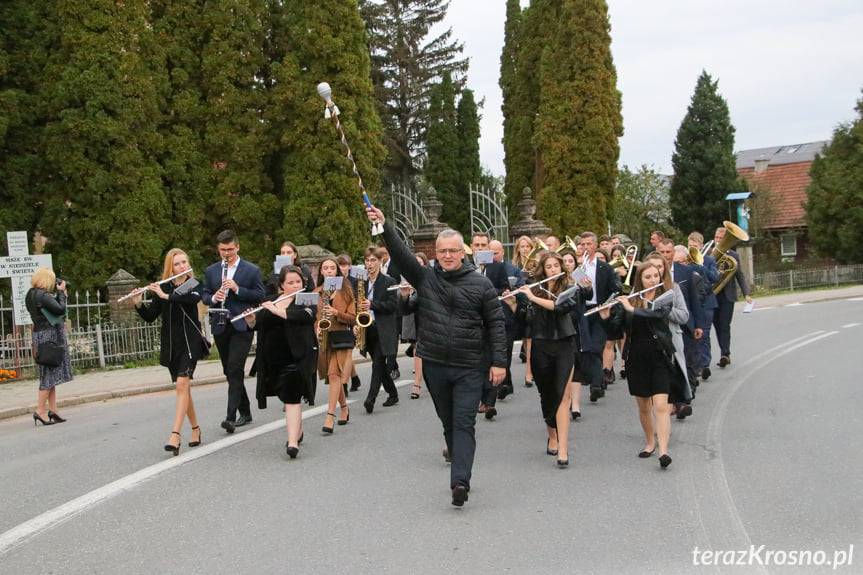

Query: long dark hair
left=630, top=262, right=671, bottom=308
left=533, top=252, right=567, bottom=298
left=316, top=257, right=354, bottom=303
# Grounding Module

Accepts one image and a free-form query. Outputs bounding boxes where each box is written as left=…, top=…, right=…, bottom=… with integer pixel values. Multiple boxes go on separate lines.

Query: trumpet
left=231, top=289, right=304, bottom=323
left=499, top=272, right=566, bottom=300
left=117, top=269, right=194, bottom=302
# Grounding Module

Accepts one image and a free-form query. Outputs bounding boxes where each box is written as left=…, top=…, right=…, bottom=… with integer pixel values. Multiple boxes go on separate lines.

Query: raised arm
left=367, top=205, right=425, bottom=288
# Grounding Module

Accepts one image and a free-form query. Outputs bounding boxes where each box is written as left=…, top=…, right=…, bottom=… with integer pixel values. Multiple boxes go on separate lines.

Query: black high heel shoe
left=322, top=412, right=335, bottom=434
left=285, top=443, right=299, bottom=459
left=33, top=412, right=54, bottom=426
left=47, top=410, right=66, bottom=423
left=164, top=431, right=180, bottom=456
left=188, top=426, right=202, bottom=447
left=337, top=405, right=350, bottom=426
left=557, top=458, right=569, bottom=468
left=546, top=438, right=558, bottom=456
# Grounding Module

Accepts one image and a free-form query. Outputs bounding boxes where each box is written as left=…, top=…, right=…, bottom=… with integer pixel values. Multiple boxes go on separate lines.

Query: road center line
left=842, top=322, right=860, bottom=328
left=0, top=379, right=414, bottom=557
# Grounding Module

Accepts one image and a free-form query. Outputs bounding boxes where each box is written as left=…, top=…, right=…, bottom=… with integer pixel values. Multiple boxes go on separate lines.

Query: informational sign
left=0, top=232, right=53, bottom=326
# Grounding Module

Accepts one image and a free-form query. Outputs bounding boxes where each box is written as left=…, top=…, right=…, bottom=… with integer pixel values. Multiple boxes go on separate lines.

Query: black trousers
left=713, top=300, right=734, bottom=357
left=423, top=360, right=485, bottom=491
left=214, top=326, right=254, bottom=421
left=365, top=325, right=397, bottom=402
left=531, top=337, right=575, bottom=428
left=585, top=313, right=608, bottom=393
left=681, top=327, right=699, bottom=399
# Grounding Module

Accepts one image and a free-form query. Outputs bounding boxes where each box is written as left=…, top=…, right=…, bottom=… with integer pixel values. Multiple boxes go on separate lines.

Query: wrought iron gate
left=470, top=184, right=510, bottom=251
left=389, top=184, right=427, bottom=248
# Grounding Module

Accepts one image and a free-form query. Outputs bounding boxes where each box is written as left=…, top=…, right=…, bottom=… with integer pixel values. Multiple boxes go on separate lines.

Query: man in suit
left=202, top=230, right=265, bottom=433
left=490, top=240, right=525, bottom=402
left=580, top=231, right=622, bottom=402
left=378, top=244, right=403, bottom=380
left=361, top=246, right=400, bottom=413
left=688, top=232, right=720, bottom=380
left=712, top=226, right=753, bottom=368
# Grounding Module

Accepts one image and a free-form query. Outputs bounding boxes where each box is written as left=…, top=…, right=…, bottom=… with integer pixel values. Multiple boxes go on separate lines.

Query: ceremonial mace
left=316, top=82, right=384, bottom=236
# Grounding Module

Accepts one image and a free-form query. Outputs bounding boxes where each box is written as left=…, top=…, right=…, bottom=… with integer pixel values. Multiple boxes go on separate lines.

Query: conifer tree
left=805, top=91, right=863, bottom=263
left=534, top=0, right=622, bottom=235
left=425, top=72, right=463, bottom=232
left=37, top=1, right=173, bottom=286
left=670, top=70, right=744, bottom=235
left=268, top=1, right=386, bottom=256
left=455, top=88, right=481, bottom=233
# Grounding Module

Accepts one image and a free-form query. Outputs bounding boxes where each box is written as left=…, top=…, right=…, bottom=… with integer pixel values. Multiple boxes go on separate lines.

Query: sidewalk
left=2, top=284, right=862, bottom=421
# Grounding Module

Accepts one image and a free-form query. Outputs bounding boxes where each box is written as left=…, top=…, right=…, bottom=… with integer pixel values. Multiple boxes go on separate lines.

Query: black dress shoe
left=47, top=410, right=67, bottom=423
left=519, top=348, right=527, bottom=363
left=286, top=444, right=299, bottom=459
left=659, top=454, right=672, bottom=469
left=451, top=484, right=469, bottom=507
left=484, top=407, right=497, bottom=420
left=571, top=411, right=581, bottom=421
left=363, top=398, right=374, bottom=414
left=525, top=379, right=534, bottom=388
left=220, top=420, right=235, bottom=434
left=638, top=447, right=655, bottom=458
left=497, top=385, right=511, bottom=400
left=557, top=458, right=569, bottom=468
left=350, top=376, right=361, bottom=392
left=589, top=389, right=604, bottom=402
left=235, top=415, right=253, bottom=427
left=717, top=356, right=730, bottom=368
left=382, top=396, right=399, bottom=407
left=676, top=405, right=693, bottom=420
left=701, top=367, right=711, bottom=381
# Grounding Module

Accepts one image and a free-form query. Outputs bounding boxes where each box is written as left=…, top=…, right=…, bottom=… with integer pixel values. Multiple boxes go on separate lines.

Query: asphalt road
left=1, top=296, right=861, bottom=574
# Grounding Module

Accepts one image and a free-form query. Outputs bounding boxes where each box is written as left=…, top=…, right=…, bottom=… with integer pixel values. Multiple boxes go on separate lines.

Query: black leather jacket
left=516, top=287, right=578, bottom=341
left=25, top=288, right=67, bottom=332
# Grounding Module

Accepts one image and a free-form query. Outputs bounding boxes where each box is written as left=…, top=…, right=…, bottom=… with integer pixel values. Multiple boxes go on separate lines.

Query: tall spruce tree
left=670, top=70, right=744, bottom=235
left=534, top=0, right=622, bottom=235
left=359, top=0, right=468, bottom=194
left=268, top=1, right=386, bottom=256
left=425, top=72, right=462, bottom=232
left=805, top=91, right=863, bottom=263
left=37, top=1, right=173, bottom=286
left=455, top=88, right=481, bottom=234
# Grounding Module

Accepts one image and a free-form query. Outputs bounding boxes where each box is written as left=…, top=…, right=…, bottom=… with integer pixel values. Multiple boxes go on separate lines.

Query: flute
left=498, top=272, right=566, bottom=300
left=117, top=269, right=194, bottom=302
left=584, top=283, right=662, bottom=316
left=387, top=282, right=413, bottom=291
left=231, top=289, right=305, bottom=323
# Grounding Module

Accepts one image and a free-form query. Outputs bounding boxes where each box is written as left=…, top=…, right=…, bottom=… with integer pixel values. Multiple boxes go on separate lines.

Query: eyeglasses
left=436, top=248, right=464, bottom=255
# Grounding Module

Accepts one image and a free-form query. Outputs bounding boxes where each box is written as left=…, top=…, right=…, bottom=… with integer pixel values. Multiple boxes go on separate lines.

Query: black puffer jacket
left=382, top=223, right=507, bottom=369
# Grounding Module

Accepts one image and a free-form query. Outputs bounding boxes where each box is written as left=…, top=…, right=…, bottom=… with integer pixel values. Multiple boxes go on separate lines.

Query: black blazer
left=202, top=258, right=265, bottom=335
left=715, top=250, right=750, bottom=303
left=593, top=260, right=621, bottom=303
left=135, top=280, right=206, bottom=367
left=368, top=272, right=399, bottom=356
left=672, top=262, right=704, bottom=333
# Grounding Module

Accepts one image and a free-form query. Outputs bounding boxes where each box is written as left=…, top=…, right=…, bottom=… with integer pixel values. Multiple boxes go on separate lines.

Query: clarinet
left=211, top=258, right=230, bottom=327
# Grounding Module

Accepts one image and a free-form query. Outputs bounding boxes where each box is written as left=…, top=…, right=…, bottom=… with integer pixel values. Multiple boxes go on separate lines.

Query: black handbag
left=328, top=329, right=356, bottom=350
left=35, top=341, right=64, bottom=367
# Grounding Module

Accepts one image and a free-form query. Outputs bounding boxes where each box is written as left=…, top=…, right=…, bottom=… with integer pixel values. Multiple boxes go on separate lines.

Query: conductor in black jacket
left=367, top=205, right=507, bottom=508
left=360, top=246, right=401, bottom=412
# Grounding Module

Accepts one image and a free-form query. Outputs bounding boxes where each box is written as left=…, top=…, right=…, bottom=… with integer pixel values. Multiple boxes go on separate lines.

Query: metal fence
left=754, top=264, right=863, bottom=292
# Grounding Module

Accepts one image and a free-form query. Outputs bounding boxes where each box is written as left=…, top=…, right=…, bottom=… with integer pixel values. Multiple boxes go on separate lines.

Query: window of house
left=780, top=234, right=797, bottom=256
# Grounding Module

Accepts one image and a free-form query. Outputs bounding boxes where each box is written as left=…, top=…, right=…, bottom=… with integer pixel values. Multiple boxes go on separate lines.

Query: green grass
left=752, top=282, right=861, bottom=298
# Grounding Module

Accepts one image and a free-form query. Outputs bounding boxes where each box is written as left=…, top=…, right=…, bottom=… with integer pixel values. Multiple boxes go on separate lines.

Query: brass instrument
left=557, top=235, right=579, bottom=254
left=521, top=237, right=549, bottom=277
left=711, top=220, right=749, bottom=294
left=700, top=240, right=715, bottom=257
left=318, top=290, right=333, bottom=349
left=355, top=277, right=371, bottom=351
left=620, top=245, right=638, bottom=294
left=688, top=246, right=704, bottom=266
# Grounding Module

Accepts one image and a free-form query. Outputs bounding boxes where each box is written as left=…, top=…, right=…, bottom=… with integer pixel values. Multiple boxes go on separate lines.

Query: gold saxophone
left=711, top=220, right=750, bottom=294
left=355, top=278, right=372, bottom=351
left=318, top=290, right=333, bottom=349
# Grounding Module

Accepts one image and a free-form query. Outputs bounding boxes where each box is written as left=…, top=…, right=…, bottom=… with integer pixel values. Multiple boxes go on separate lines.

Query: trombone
left=620, top=245, right=638, bottom=294
left=117, top=269, right=194, bottom=302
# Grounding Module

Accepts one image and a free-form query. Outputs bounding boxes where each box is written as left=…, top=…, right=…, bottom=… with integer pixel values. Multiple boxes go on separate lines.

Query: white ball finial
left=317, top=82, right=332, bottom=103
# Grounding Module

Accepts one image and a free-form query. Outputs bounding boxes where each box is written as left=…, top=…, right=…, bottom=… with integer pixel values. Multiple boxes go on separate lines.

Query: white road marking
left=848, top=297, right=863, bottom=302
left=785, top=302, right=804, bottom=307
left=842, top=323, right=860, bottom=328
left=0, top=380, right=415, bottom=556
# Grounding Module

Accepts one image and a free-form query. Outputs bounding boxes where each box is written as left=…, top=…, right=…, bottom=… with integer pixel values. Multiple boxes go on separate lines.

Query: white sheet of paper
left=273, top=255, right=292, bottom=274
left=350, top=265, right=368, bottom=280
left=475, top=250, right=494, bottom=265
left=295, top=292, right=319, bottom=307
left=571, top=269, right=588, bottom=284
left=323, top=276, right=343, bottom=291
left=743, top=301, right=755, bottom=314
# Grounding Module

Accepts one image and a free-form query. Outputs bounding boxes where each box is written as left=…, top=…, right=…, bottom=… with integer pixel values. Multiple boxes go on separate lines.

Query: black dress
left=625, top=315, right=673, bottom=397
left=253, top=302, right=317, bottom=406
left=135, top=280, right=206, bottom=382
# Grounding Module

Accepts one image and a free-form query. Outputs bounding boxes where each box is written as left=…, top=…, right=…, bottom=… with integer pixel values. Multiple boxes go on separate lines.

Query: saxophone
left=318, top=290, right=332, bottom=349
left=355, top=278, right=372, bottom=351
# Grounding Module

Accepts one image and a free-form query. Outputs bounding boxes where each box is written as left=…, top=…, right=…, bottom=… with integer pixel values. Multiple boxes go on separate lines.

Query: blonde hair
left=512, top=236, right=535, bottom=267
left=162, top=249, right=193, bottom=281
left=30, top=268, right=56, bottom=291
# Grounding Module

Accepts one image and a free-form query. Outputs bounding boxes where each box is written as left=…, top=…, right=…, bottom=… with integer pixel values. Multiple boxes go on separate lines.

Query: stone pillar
left=410, top=187, right=452, bottom=258
left=508, top=187, right=551, bottom=244
left=106, top=269, right=140, bottom=325
left=297, top=245, right=336, bottom=284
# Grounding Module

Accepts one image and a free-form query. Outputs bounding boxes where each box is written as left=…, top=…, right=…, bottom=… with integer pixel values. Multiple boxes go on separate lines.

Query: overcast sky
left=441, top=0, right=863, bottom=176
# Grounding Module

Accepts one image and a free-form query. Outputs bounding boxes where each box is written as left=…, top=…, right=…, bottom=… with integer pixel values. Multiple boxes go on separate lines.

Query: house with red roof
left=736, top=140, right=830, bottom=270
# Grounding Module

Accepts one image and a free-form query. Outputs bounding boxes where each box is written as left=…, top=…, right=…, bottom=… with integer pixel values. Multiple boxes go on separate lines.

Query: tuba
left=355, top=277, right=372, bottom=351
left=711, top=220, right=749, bottom=294
left=557, top=235, right=579, bottom=254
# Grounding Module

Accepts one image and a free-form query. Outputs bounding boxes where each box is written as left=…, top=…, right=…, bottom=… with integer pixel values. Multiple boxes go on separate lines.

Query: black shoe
left=638, top=447, right=655, bottom=458
left=382, top=396, right=399, bottom=407
left=525, top=379, right=534, bottom=388
left=298, top=431, right=304, bottom=444
left=220, top=420, right=235, bottom=434
left=338, top=406, right=350, bottom=425
left=235, top=414, right=253, bottom=427
left=47, top=410, right=66, bottom=423
left=571, top=411, right=581, bottom=421
left=484, top=407, right=497, bottom=420
left=557, top=458, right=569, bottom=468
left=546, top=438, right=558, bottom=456
left=619, top=368, right=626, bottom=379
left=350, top=375, right=361, bottom=392
left=676, top=405, right=693, bottom=420
left=659, top=454, right=672, bottom=469
left=390, top=368, right=401, bottom=380
left=603, top=368, right=615, bottom=385
left=322, top=412, right=335, bottom=434
left=519, top=348, right=527, bottom=363
left=164, top=431, right=180, bottom=456
left=188, top=426, right=202, bottom=447
left=364, top=398, right=374, bottom=414
left=589, top=389, right=604, bottom=402
left=451, top=484, right=469, bottom=507
left=497, top=385, right=512, bottom=400
left=701, top=367, right=711, bottom=381
left=286, top=444, right=299, bottom=459
left=717, top=356, right=730, bottom=368
left=33, top=412, right=55, bottom=426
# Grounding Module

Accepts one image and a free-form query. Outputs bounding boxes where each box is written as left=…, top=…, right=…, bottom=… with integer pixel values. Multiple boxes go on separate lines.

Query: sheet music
left=743, top=301, right=755, bottom=314
left=350, top=265, right=368, bottom=280
left=323, top=276, right=343, bottom=291
left=295, top=292, right=319, bottom=307
left=475, top=250, right=494, bottom=265
left=273, top=255, right=293, bottom=274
